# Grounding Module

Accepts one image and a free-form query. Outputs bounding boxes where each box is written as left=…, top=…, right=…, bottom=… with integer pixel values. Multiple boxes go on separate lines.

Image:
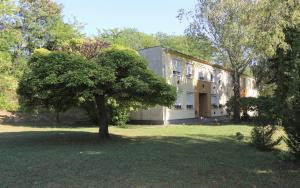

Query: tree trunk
left=95, top=94, right=110, bottom=138
left=233, top=71, right=241, bottom=123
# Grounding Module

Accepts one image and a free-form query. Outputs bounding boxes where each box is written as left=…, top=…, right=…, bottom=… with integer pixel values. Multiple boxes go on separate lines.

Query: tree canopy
left=97, top=28, right=214, bottom=60
left=18, top=47, right=176, bottom=137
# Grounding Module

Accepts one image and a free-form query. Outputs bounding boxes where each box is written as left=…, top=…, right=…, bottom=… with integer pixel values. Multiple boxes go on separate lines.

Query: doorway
left=199, top=93, right=209, bottom=117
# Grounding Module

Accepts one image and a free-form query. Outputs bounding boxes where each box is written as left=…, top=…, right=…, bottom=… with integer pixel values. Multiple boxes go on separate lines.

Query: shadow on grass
left=0, top=131, right=299, bottom=188
left=1, top=121, right=97, bottom=128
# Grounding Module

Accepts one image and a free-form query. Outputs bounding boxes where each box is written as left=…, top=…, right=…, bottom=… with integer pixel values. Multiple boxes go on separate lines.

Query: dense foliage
left=18, top=47, right=176, bottom=137
left=93, top=47, right=176, bottom=137
left=251, top=125, right=282, bottom=151
left=0, top=0, right=81, bottom=111
left=98, top=28, right=214, bottom=60
left=17, top=49, right=106, bottom=121
left=226, top=96, right=277, bottom=124
left=273, top=26, right=300, bottom=159
left=226, top=96, right=282, bottom=150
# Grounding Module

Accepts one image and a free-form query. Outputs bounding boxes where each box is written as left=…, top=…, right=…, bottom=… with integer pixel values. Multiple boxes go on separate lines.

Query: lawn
left=0, top=124, right=299, bottom=188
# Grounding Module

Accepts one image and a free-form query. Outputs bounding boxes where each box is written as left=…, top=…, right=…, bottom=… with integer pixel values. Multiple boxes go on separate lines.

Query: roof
left=139, top=45, right=253, bottom=78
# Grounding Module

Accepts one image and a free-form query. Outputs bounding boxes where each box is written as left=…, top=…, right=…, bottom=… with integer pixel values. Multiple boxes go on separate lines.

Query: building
left=130, top=46, right=258, bottom=124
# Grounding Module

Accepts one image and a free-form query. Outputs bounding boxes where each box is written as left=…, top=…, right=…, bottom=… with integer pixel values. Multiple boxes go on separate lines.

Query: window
left=211, top=94, right=218, bottom=108
left=186, top=92, right=194, bottom=109
left=174, top=92, right=182, bottom=109
left=172, top=59, right=182, bottom=76
left=186, top=62, right=193, bottom=79
left=210, top=73, right=214, bottom=82
left=198, top=70, right=204, bottom=80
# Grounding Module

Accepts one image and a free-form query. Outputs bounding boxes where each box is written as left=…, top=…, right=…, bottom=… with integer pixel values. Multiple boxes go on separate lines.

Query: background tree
left=18, top=0, right=81, bottom=53
left=179, top=0, right=297, bottom=122
left=98, top=28, right=160, bottom=50
left=98, top=28, right=214, bottom=60
left=0, top=0, right=22, bottom=111
left=0, top=0, right=82, bottom=111
left=155, top=32, right=214, bottom=61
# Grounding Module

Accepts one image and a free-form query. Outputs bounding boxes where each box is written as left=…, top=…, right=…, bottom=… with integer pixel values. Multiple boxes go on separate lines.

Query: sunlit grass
left=0, top=124, right=298, bottom=188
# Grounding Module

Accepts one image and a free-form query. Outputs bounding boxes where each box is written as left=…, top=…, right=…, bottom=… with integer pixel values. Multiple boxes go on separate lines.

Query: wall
left=130, top=47, right=165, bottom=122
left=163, top=51, right=196, bottom=120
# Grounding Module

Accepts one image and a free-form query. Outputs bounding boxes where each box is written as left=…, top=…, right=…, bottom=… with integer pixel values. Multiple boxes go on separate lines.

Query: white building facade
left=130, top=46, right=258, bottom=124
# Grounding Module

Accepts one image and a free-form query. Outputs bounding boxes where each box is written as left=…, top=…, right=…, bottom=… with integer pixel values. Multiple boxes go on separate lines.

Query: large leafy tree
left=98, top=28, right=160, bottom=50
left=97, top=28, right=214, bottom=60
left=0, top=0, right=22, bottom=111
left=155, top=32, right=214, bottom=61
left=18, top=47, right=176, bottom=138
left=18, top=0, right=80, bottom=53
left=179, top=0, right=297, bottom=122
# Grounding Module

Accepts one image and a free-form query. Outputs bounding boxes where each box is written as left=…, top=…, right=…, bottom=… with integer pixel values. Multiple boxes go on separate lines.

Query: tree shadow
left=0, top=131, right=299, bottom=188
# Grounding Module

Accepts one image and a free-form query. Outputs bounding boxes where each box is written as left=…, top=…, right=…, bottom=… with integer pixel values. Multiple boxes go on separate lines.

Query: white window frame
left=186, top=92, right=194, bottom=109
left=172, top=59, right=182, bottom=76
left=211, top=94, right=218, bottom=108
left=198, top=69, right=205, bottom=80
left=174, top=92, right=182, bottom=109
left=186, top=62, right=193, bottom=79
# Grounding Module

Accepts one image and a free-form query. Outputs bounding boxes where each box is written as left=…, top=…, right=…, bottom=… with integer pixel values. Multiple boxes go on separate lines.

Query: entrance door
left=199, top=93, right=208, bottom=117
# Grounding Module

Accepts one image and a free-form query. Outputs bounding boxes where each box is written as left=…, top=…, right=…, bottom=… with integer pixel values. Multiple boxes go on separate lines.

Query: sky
left=54, top=0, right=197, bottom=36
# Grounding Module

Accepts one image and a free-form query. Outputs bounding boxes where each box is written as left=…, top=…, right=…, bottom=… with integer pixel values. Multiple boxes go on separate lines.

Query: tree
left=18, top=0, right=81, bottom=53
left=179, top=0, right=297, bottom=122
left=155, top=32, right=214, bottom=61
left=60, top=38, right=110, bottom=59
left=18, top=47, right=176, bottom=138
left=17, top=49, right=107, bottom=122
left=98, top=28, right=160, bottom=50
left=273, top=26, right=300, bottom=159
left=98, top=28, right=214, bottom=60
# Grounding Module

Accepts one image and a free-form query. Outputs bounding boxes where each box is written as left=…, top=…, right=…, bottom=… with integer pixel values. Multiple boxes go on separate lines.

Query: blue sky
left=54, top=0, right=197, bottom=36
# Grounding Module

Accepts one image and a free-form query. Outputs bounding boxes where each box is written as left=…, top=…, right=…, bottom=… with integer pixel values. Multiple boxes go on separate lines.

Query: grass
left=0, top=124, right=299, bottom=188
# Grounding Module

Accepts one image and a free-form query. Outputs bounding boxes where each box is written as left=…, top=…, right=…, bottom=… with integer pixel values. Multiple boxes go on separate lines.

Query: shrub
left=226, top=96, right=277, bottom=124
left=235, top=132, right=244, bottom=141
left=250, top=125, right=282, bottom=151
left=81, top=98, right=131, bottom=126
left=284, top=127, right=300, bottom=159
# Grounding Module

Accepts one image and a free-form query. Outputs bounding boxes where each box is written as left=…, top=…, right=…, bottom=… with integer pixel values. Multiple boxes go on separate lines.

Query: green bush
left=226, top=96, right=278, bottom=124
left=81, top=99, right=131, bottom=126
left=235, top=132, right=244, bottom=141
left=106, top=99, right=131, bottom=126
left=0, top=75, right=19, bottom=111
left=251, top=125, right=282, bottom=151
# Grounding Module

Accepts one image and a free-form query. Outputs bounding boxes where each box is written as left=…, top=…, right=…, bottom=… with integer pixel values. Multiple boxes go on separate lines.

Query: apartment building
left=130, top=46, right=258, bottom=124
